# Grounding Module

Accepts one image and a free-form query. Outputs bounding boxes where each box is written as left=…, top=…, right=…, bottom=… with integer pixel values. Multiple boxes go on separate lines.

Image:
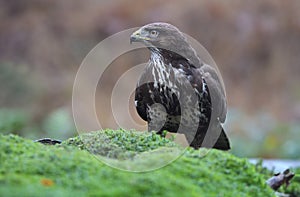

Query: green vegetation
left=0, top=107, right=76, bottom=140
left=0, top=130, right=277, bottom=197
left=63, top=129, right=177, bottom=160
left=227, top=110, right=300, bottom=159
left=0, top=108, right=27, bottom=135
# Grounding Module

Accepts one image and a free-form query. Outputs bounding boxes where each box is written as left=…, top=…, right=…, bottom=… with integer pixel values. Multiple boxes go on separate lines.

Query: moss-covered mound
left=63, top=129, right=177, bottom=160
left=0, top=130, right=275, bottom=197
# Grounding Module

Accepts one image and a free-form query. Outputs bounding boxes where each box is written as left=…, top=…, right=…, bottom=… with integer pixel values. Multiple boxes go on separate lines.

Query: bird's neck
left=150, top=50, right=166, bottom=70
left=150, top=48, right=185, bottom=63
left=149, top=47, right=203, bottom=68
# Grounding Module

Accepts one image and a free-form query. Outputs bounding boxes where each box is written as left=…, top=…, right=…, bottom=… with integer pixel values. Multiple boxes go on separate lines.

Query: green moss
left=0, top=131, right=275, bottom=197
left=63, top=129, right=177, bottom=160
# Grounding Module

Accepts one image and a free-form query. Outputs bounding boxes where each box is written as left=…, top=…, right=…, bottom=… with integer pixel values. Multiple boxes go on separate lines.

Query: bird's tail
left=212, top=126, right=230, bottom=150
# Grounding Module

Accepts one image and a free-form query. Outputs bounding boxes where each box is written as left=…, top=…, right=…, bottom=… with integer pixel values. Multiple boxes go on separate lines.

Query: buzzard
left=130, top=23, right=230, bottom=150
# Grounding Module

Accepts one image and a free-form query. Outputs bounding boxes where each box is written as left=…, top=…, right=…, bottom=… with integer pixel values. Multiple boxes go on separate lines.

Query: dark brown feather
left=132, top=23, right=230, bottom=150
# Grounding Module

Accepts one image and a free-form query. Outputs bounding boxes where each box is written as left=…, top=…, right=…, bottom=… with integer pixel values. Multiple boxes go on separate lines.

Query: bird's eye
left=150, top=30, right=159, bottom=37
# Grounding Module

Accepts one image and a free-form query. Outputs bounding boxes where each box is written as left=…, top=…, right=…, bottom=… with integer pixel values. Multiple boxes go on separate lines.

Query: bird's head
left=130, top=22, right=202, bottom=66
left=130, top=22, right=187, bottom=52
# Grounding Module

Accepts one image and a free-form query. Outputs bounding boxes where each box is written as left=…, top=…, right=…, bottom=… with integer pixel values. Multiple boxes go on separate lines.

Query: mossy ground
left=0, top=129, right=280, bottom=196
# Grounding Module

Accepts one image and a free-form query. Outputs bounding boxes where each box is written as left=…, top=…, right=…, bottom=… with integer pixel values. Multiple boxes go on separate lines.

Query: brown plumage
left=130, top=22, right=230, bottom=150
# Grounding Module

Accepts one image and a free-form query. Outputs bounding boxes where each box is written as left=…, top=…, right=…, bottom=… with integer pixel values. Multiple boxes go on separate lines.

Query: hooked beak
left=130, top=29, right=150, bottom=44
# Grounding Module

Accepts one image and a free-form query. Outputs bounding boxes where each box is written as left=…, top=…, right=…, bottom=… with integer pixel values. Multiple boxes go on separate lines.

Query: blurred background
left=0, top=0, right=299, bottom=158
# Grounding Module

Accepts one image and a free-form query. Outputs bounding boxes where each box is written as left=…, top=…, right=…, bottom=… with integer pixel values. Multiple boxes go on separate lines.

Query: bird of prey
left=130, top=22, right=230, bottom=150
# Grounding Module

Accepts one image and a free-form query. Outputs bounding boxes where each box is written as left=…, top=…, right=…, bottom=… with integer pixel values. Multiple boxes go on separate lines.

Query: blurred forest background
left=0, top=0, right=300, bottom=158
